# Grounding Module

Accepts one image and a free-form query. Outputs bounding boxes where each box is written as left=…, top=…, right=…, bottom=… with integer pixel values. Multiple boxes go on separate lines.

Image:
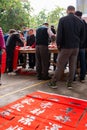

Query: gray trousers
left=36, top=45, right=49, bottom=78
left=52, top=48, right=79, bottom=83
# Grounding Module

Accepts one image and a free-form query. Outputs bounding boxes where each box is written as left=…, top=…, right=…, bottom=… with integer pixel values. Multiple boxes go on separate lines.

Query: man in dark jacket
left=36, top=22, right=54, bottom=80
left=75, top=11, right=86, bottom=82
left=26, top=29, right=36, bottom=69
left=48, top=6, right=85, bottom=89
left=6, top=29, right=24, bottom=75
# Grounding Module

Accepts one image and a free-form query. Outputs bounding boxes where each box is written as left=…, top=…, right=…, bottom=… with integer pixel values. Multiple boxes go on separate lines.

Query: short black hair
left=67, top=5, right=75, bottom=11
left=75, top=11, right=82, bottom=17
left=51, top=25, right=54, bottom=28
left=43, top=22, right=49, bottom=26
left=9, top=29, right=16, bottom=34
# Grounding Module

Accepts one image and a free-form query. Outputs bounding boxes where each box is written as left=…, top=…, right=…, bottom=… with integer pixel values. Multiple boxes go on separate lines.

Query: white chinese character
left=54, top=115, right=64, bottom=121
left=44, top=122, right=62, bottom=130
left=7, top=109, right=13, bottom=113
left=40, top=102, right=53, bottom=109
left=85, top=123, right=87, bottom=127
left=63, top=116, right=71, bottom=123
left=60, top=107, right=73, bottom=114
left=0, top=111, right=10, bottom=117
left=18, top=115, right=35, bottom=126
left=11, top=103, right=24, bottom=111
left=30, top=108, right=45, bottom=115
left=21, top=98, right=34, bottom=105
left=0, top=109, right=13, bottom=117
left=54, top=115, right=71, bottom=123
left=6, top=125, right=23, bottom=130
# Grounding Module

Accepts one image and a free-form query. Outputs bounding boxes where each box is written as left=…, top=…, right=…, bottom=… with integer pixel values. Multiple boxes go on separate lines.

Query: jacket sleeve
left=15, top=34, right=24, bottom=47
left=80, top=21, right=86, bottom=48
left=0, top=27, right=6, bottom=49
left=31, top=36, right=36, bottom=47
left=82, top=20, right=87, bottom=48
left=56, top=19, right=63, bottom=48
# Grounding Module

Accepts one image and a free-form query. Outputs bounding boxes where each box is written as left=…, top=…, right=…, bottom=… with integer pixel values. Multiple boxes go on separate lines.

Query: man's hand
left=1, top=49, right=5, bottom=54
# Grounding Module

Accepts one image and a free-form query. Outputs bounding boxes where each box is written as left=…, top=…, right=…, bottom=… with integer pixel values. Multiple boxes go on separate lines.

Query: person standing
left=6, top=29, right=24, bottom=75
left=36, top=23, right=54, bottom=80
left=50, top=25, right=57, bottom=70
left=26, top=29, right=36, bottom=69
left=48, top=6, right=85, bottom=89
left=0, top=27, right=6, bottom=85
left=75, top=11, right=87, bottom=83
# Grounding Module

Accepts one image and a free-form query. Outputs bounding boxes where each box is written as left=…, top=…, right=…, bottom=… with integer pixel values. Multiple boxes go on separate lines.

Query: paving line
left=0, top=80, right=48, bottom=99
left=0, top=79, right=33, bottom=89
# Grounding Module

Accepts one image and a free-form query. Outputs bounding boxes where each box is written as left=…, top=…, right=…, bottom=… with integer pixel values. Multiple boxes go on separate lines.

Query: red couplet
left=0, top=51, right=6, bottom=73
left=13, top=46, right=20, bottom=70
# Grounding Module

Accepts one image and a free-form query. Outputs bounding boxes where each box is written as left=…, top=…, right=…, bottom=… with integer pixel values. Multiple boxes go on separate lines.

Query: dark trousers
left=52, top=48, right=79, bottom=83
left=18, top=53, right=26, bottom=68
left=6, top=51, right=14, bottom=72
left=53, top=53, right=58, bottom=70
left=36, top=45, right=49, bottom=78
left=79, top=49, right=86, bottom=80
left=28, top=53, right=35, bottom=68
left=85, top=51, right=87, bottom=72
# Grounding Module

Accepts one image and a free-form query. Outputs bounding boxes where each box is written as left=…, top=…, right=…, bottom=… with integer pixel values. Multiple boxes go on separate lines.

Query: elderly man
left=36, top=23, right=54, bottom=80
left=6, top=29, right=24, bottom=75
left=48, top=6, right=85, bottom=89
left=26, top=29, right=36, bottom=69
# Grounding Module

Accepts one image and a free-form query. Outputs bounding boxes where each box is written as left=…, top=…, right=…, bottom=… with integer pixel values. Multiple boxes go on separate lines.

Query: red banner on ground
left=1, top=91, right=87, bottom=130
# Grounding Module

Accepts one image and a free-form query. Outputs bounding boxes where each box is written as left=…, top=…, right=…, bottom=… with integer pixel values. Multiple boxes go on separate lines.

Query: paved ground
left=0, top=69, right=87, bottom=107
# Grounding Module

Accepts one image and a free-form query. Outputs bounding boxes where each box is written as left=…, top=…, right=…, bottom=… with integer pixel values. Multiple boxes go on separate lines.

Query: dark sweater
left=36, top=26, right=49, bottom=46
left=27, top=34, right=35, bottom=46
left=56, top=13, right=85, bottom=49
left=6, top=33, right=23, bottom=53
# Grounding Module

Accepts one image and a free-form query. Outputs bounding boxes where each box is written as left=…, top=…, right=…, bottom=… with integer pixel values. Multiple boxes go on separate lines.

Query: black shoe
left=48, top=81, right=57, bottom=89
left=80, top=79, right=85, bottom=83
left=42, top=76, right=51, bottom=80
left=37, top=76, right=42, bottom=80
left=66, top=82, right=72, bottom=90
left=73, top=77, right=76, bottom=81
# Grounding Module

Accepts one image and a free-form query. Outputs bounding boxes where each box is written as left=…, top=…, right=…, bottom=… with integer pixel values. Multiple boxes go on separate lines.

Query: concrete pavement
left=0, top=71, right=87, bottom=107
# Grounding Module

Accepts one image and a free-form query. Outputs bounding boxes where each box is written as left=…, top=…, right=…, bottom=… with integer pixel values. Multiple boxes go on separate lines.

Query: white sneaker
left=8, top=72, right=16, bottom=76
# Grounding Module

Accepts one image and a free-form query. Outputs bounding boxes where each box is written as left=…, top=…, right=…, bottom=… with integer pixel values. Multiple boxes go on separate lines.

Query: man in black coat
left=6, top=29, right=24, bottom=75
left=75, top=11, right=87, bottom=82
left=48, top=6, right=85, bottom=89
left=36, top=23, right=54, bottom=80
left=26, top=29, right=36, bottom=69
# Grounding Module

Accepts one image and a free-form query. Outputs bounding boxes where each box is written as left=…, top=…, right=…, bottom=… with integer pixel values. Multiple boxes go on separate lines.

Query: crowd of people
left=0, top=5, right=87, bottom=90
